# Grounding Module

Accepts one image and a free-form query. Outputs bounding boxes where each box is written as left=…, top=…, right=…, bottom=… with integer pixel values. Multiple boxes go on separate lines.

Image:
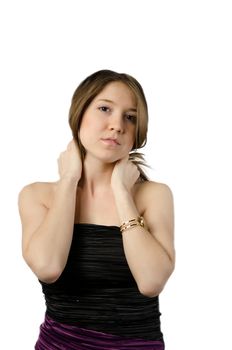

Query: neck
left=79, top=156, right=115, bottom=197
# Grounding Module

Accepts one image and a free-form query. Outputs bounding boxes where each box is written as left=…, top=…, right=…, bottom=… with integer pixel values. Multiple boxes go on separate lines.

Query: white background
left=0, top=0, right=231, bottom=349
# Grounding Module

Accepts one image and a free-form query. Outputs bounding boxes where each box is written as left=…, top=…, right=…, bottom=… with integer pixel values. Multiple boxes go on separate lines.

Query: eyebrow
left=97, top=99, right=137, bottom=112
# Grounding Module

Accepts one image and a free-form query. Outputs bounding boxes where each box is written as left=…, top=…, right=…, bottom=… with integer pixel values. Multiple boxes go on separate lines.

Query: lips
left=101, top=138, right=120, bottom=145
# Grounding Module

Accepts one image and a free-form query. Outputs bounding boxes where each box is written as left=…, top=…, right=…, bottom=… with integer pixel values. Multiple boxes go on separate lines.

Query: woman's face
left=79, top=81, right=137, bottom=163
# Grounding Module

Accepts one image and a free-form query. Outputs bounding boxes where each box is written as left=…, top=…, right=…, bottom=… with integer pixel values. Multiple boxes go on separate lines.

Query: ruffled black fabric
left=39, top=224, right=163, bottom=341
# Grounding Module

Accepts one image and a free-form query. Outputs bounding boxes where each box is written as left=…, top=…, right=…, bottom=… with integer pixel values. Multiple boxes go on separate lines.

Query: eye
left=99, top=106, right=110, bottom=113
left=125, top=114, right=137, bottom=124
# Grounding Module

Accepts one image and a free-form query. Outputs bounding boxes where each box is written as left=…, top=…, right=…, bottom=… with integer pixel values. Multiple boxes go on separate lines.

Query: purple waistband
left=35, top=314, right=164, bottom=350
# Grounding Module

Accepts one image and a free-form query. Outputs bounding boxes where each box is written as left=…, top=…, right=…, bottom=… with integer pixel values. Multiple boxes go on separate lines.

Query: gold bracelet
left=120, top=216, right=145, bottom=233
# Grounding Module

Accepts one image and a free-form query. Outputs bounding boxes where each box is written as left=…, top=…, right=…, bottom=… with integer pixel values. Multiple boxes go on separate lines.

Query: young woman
left=18, top=70, right=175, bottom=349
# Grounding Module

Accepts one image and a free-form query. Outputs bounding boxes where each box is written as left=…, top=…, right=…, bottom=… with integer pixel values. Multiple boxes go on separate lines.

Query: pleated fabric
left=35, top=314, right=165, bottom=350
left=36, top=223, right=165, bottom=348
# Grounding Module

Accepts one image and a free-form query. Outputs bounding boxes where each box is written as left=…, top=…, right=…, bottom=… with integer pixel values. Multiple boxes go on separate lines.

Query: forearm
left=25, top=178, right=78, bottom=281
left=114, top=189, right=173, bottom=297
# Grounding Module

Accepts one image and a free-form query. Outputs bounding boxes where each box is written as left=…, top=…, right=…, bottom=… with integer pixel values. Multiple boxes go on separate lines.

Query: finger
left=67, top=140, right=73, bottom=148
left=71, top=138, right=80, bottom=149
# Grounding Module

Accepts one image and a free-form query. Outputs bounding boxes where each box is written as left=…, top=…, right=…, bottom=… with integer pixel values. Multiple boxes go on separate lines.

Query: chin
left=100, top=155, right=121, bottom=164
left=83, top=151, right=115, bottom=163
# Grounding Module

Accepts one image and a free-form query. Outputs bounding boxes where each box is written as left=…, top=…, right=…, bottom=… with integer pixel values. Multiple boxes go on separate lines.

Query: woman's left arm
left=113, top=176, right=175, bottom=298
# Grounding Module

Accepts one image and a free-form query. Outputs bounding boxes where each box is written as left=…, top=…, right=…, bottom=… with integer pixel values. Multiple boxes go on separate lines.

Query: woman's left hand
left=111, top=156, right=140, bottom=193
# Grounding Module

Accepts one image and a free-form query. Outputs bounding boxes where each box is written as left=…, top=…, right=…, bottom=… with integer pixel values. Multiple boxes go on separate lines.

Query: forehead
left=94, top=81, right=137, bottom=108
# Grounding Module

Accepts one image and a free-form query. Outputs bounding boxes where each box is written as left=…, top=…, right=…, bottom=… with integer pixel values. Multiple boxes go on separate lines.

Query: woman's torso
left=33, top=180, right=165, bottom=344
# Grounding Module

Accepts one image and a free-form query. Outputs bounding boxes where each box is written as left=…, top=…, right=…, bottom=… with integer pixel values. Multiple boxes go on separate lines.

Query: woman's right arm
left=18, top=140, right=82, bottom=284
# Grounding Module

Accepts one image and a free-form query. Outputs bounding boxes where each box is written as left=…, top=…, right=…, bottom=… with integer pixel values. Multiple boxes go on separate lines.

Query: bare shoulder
left=138, top=180, right=173, bottom=195
left=18, top=181, right=57, bottom=246
left=18, top=181, right=57, bottom=210
left=134, top=180, right=174, bottom=211
left=18, top=181, right=58, bottom=258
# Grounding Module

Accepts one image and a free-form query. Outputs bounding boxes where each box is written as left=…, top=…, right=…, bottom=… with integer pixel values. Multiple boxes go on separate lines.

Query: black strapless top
left=39, top=224, right=163, bottom=340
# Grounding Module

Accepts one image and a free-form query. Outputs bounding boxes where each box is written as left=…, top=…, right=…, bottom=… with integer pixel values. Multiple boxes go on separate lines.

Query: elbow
left=137, top=265, right=175, bottom=298
left=23, top=251, right=62, bottom=284
left=36, top=265, right=62, bottom=284
left=138, top=282, right=164, bottom=298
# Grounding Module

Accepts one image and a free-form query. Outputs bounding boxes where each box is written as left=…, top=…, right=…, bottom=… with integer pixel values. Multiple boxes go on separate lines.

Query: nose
left=108, top=114, right=124, bottom=133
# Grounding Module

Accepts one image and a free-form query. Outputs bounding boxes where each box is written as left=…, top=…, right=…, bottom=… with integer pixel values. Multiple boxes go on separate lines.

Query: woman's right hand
left=57, top=139, right=82, bottom=182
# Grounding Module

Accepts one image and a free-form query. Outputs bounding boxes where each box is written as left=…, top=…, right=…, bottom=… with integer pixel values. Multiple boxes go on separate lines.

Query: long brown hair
left=68, top=69, right=150, bottom=181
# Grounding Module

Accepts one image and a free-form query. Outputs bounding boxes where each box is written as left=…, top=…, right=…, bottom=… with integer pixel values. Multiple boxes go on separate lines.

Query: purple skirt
left=35, top=314, right=164, bottom=350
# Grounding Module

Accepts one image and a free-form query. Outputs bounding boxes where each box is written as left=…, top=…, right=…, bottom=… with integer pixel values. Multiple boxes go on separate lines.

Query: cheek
left=79, top=113, right=90, bottom=130
left=80, top=111, right=102, bottom=132
left=128, top=129, right=136, bottom=147
left=79, top=124, right=90, bottom=146
left=79, top=117, right=89, bottom=145
left=79, top=116, right=100, bottom=146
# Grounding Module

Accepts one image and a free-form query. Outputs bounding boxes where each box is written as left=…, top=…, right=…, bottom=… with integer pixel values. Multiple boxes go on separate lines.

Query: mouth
left=101, top=138, right=120, bottom=146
